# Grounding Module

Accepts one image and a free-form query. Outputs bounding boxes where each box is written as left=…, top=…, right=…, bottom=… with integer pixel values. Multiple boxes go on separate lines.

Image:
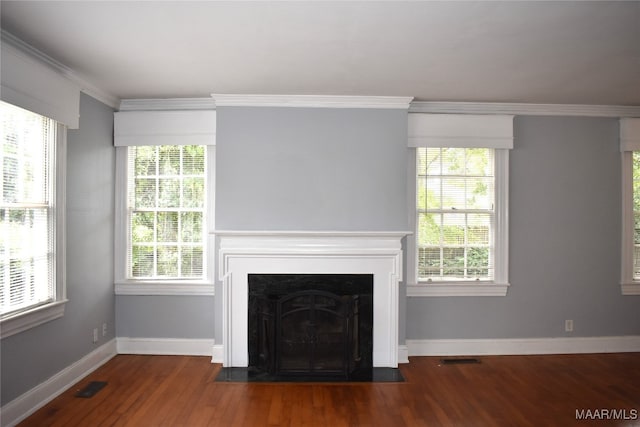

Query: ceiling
left=1, top=1, right=639, bottom=107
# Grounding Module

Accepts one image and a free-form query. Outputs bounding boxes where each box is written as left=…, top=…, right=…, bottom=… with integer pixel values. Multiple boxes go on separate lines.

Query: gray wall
left=1, top=93, right=115, bottom=405
left=407, top=116, right=640, bottom=340
left=115, top=295, right=214, bottom=338
left=215, top=107, right=409, bottom=231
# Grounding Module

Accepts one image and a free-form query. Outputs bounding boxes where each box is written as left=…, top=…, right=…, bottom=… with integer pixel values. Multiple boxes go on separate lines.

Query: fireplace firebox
left=248, top=274, right=373, bottom=380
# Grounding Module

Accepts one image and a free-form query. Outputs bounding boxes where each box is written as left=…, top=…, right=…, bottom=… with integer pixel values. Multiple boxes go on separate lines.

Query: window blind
left=1, top=101, right=56, bottom=315
left=417, top=147, right=495, bottom=281
left=127, top=145, right=206, bottom=279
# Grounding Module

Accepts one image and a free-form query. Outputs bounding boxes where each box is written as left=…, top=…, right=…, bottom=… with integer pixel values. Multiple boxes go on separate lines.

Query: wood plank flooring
left=18, top=353, right=640, bottom=426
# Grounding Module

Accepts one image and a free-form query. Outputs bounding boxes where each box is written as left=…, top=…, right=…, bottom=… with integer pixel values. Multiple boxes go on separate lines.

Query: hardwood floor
left=18, top=353, right=640, bottom=426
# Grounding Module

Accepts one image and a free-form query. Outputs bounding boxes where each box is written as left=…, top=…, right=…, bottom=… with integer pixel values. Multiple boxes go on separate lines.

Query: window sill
left=407, top=282, right=510, bottom=297
left=1, top=300, right=68, bottom=339
left=115, top=281, right=215, bottom=296
left=621, top=282, right=640, bottom=296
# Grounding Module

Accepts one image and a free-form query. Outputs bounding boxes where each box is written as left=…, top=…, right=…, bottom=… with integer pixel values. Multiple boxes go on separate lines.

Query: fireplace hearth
left=247, top=274, right=373, bottom=380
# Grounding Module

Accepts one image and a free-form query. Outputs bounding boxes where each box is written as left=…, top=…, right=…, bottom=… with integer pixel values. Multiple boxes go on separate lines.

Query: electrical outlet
left=93, top=328, right=99, bottom=343
left=102, top=323, right=107, bottom=337
left=565, top=319, right=574, bottom=332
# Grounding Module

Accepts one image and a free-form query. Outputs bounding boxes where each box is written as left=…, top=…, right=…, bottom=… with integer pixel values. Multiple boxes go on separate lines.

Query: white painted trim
left=114, top=282, right=214, bottom=296
left=114, top=147, right=215, bottom=286
left=621, top=283, right=640, bottom=295
left=620, top=118, right=640, bottom=151
left=0, top=300, right=67, bottom=339
left=116, top=337, right=215, bottom=356
left=494, top=149, right=509, bottom=286
left=409, top=101, right=640, bottom=118
left=114, top=110, right=216, bottom=146
left=212, top=344, right=224, bottom=364
left=408, top=114, right=514, bottom=149
left=1, top=30, right=117, bottom=111
left=119, top=98, right=216, bottom=111
left=213, top=230, right=412, bottom=238
left=212, top=94, right=413, bottom=109
left=621, top=152, right=635, bottom=290
left=0, top=339, right=117, bottom=427
left=407, top=336, right=640, bottom=357
left=407, top=283, right=509, bottom=297
left=408, top=148, right=509, bottom=296
left=1, top=124, right=68, bottom=338
left=397, top=345, right=409, bottom=364
left=216, top=231, right=408, bottom=368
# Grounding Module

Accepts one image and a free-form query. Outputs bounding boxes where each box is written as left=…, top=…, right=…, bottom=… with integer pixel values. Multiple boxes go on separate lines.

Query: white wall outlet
left=93, top=328, right=99, bottom=343
left=102, top=323, right=107, bottom=337
left=565, top=319, right=574, bottom=332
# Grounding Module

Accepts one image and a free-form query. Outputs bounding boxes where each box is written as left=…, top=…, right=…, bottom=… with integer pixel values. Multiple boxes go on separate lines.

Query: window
left=114, top=144, right=214, bottom=295
left=406, top=113, right=512, bottom=296
left=113, top=108, right=216, bottom=295
left=127, top=145, right=206, bottom=279
left=417, top=147, right=495, bottom=281
left=631, top=152, right=640, bottom=281
left=1, top=101, right=66, bottom=336
left=620, top=118, right=640, bottom=295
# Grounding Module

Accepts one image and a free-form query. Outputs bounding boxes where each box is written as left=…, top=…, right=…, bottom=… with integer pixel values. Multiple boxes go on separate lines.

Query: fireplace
left=215, top=231, right=408, bottom=369
left=248, top=274, right=373, bottom=379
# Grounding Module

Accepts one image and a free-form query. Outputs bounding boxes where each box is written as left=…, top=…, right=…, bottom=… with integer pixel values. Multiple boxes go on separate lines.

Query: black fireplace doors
left=248, top=274, right=373, bottom=380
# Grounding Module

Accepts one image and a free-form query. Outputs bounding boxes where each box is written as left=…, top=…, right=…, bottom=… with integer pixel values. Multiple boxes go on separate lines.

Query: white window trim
left=406, top=148, right=510, bottom=297
left=620, top=151, right=640, bottom=295
left=114, top=146, right=215, bottom=296
left=620, top=118, right=640, bottom=296
left=1, top=125, right=68, bottom=338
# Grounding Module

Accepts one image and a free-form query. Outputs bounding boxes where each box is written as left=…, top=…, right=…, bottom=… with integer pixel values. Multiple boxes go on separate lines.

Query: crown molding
left=1, top=30, right=120, bottom=109
left=118, top=98, right=217, bottom=111
left=212, top=94, right=414, bottom=109
left=409, top=101, right=640, bottom=118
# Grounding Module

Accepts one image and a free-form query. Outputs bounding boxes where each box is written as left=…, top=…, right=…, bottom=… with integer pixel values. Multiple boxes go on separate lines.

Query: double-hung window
left=1, top=101, right=67, bottom=336
left=620, top=118, right=640, bottom=295
left=127, top=145, right=207, bottom=279
left=114, top=109, right=216, bottom=295
left=407, top=114, right=512, bottom=296
left=417, top=147, right=495, bottom=281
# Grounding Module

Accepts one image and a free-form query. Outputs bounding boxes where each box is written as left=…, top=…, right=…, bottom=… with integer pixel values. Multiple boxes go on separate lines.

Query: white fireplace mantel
left=215, top=230, right=410, bottom=368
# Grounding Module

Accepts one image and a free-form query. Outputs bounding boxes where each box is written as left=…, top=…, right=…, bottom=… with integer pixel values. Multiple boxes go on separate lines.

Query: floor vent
left=75, top=381, right=107, bottom=398
left=440, top=358, right=480, bottom=365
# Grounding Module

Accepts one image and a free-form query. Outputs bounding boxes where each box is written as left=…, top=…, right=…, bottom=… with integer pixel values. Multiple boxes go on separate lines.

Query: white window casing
left=0, top=34, right=75, bottom=338
left=1, top=110, right=67, bottom=339
left=619, top=118, right=640, bottom=295
left=407, top=113, right=512, bottom=297
left=114, top=110, right=216, bottom=295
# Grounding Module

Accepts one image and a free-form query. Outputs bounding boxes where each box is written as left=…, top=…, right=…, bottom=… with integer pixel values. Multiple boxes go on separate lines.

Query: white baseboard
left=397, top=345, right=409, bottom=364
left=1, top=339, right=117, bottom=427
left=407, top=335, right=640, bottom=357
left=211, top=344, right=224, bottom=364
left=116, top=337, right=215, bottom=357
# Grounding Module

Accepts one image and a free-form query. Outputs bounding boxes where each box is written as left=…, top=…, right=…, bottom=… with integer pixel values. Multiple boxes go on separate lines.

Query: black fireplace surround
left=248, top=274, right=373, bottom=380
